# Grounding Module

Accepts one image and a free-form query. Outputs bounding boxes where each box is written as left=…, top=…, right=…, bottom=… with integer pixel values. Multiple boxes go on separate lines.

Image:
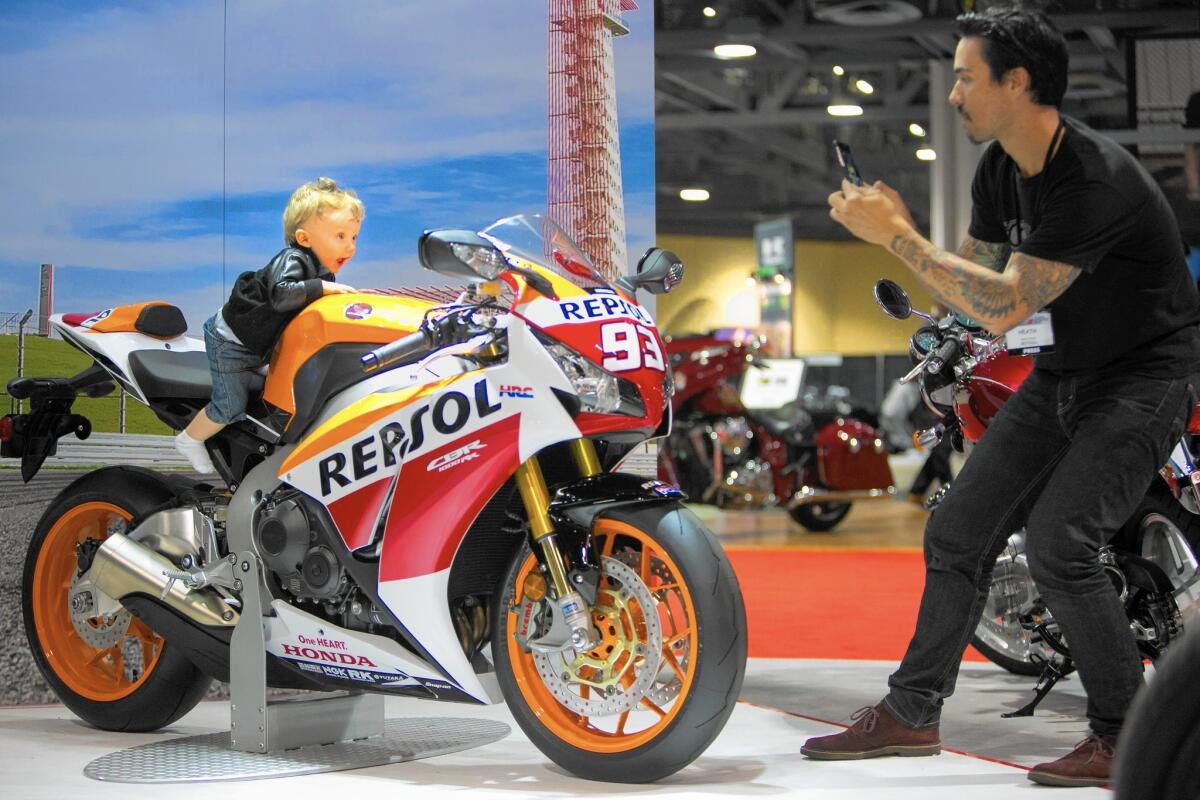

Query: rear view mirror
left=631, top=248, right=684, bottom=295
left=873, top=279, right=912, bottom=320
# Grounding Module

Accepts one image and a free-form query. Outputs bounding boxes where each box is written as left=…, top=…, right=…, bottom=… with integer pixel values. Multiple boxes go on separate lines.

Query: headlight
left=535, top=332, right=646, bottom=417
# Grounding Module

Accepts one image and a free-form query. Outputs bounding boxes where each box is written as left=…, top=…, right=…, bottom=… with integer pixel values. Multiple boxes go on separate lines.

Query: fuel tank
left=263, top=293, right=436, bottom=433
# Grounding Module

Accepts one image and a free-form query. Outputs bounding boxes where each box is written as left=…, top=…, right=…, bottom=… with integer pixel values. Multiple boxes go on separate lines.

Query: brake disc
left=533, top=556, right=663, bottom=716
left=68, top=573, right=132, bottom=650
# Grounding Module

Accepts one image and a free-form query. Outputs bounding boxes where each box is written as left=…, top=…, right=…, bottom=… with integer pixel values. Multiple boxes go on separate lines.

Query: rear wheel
left=788, top=501, right=852, bottom=532
left=22, top=468, right=211, bottom=731
left=493, top=503, right=746, bottom=782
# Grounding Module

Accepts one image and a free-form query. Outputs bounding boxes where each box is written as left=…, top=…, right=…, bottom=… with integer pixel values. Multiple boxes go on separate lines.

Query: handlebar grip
left=926, top=337, right=961, bottom=375
left=361, top=329, right=432, bottom=373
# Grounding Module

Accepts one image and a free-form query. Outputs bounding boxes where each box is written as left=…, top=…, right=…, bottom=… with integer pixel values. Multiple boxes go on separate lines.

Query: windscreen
left=479, top=214, right=608, bottom=290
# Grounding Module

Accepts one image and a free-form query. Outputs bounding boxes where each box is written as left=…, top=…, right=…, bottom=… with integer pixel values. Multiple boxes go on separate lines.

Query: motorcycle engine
left=255, top=496, right=348, bottom=602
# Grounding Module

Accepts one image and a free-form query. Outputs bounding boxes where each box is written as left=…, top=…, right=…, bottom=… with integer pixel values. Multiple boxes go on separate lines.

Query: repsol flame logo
left=317, top=378, right=501, bottom=497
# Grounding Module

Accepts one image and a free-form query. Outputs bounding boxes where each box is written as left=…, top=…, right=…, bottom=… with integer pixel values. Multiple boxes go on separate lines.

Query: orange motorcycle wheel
left=493, top=502, right=746, bottom=783
left=22, top=467, right=211, bottom=731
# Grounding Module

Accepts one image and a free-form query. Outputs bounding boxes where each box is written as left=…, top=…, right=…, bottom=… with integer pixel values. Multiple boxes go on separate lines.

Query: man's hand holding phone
left=829, top=139, right=916, bottom=245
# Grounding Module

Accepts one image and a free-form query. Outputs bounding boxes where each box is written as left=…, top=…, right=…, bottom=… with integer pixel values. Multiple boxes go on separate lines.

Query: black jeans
left=883, top=368, right=1197, bottom=737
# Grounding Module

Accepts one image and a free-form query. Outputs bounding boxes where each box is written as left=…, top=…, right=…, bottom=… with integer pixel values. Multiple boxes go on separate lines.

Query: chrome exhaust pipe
left=89, top=532, right=239, bottom=628
left=787, top=485, right=896, bottom=508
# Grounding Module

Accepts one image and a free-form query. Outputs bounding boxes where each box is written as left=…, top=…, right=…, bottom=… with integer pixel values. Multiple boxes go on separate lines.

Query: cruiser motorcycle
left=874, top=279, right=1200, bottom=714
left=658, top=331, right=895, bottom=532
left=2, top=214, right=747, bottom=782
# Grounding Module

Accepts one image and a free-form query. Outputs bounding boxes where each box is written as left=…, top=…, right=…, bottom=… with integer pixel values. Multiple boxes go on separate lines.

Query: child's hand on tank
left=323, top=282, right=357, bottom=295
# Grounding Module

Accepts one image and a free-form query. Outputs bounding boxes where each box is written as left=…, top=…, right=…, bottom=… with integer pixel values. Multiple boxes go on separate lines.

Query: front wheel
left=788, top=501, right=852, bottom=532
left=971, top=531, right=1067, bottom=676
left=493, top=503, right=746, bottom=783
left=22, top=468, right=212, bottom=731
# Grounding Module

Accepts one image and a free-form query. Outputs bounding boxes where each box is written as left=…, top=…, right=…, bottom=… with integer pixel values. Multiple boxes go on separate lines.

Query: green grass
left=0, top=334, right=174, bottom=434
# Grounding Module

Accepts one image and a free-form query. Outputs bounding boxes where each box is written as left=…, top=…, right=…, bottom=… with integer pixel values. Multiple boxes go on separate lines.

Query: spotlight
left=680, top=188, right=711, bottom=201
left=916, top=148, right=937, bottom=161
left=854, top=79, right=874, bottom=95
left=908, top=122, right=926, bottom=137
left=714, top=44, right=756, bottom=59
left=827, top=104, right=863, bottom=117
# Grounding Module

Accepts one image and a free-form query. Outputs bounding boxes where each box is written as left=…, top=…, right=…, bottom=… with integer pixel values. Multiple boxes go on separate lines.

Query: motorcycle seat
left=750, top=404, right=815, bottom=444
left=127, top=349, right=264, bottom=401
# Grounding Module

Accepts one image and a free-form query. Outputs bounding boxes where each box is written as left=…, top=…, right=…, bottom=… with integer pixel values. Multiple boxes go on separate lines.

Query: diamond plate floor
left=0, top=658, right=1111, bottom=799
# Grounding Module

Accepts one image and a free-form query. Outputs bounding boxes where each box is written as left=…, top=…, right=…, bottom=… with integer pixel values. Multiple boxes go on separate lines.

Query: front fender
left=549, top=472, right=685, bottom=532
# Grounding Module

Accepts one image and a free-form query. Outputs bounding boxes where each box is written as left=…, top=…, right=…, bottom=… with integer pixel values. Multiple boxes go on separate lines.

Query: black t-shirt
left=969, top=116, right=1200, bottom=376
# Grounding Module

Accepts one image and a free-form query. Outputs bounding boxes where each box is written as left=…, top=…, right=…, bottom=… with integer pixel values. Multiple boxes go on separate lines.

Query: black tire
left=22, top=467, right=212, bottom=731
left=1115, top=475, right=1200, bottom=554
left=492, top=502, right=746, bottom=783
left=788, top=501, right=852, bottom=532
left=1113, top=625, right=1200, bottom=799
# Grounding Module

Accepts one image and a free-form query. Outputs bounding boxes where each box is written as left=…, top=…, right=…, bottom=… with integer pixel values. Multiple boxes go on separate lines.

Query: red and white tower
left=548, top=0, right=637, bottom=280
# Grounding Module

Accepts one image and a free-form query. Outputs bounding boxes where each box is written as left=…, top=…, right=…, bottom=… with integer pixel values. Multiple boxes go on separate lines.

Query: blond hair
left=282, top=177, right=365, bottom=244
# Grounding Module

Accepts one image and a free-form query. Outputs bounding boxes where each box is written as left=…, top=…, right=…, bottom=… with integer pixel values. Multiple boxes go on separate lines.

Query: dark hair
left=956, top=5, right=1069, bottom=108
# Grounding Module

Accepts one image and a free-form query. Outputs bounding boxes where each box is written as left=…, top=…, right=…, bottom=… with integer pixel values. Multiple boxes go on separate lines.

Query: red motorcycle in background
left=657, top=330, right=895, bottom=532
left=874, top=279, right=1200, bottom=714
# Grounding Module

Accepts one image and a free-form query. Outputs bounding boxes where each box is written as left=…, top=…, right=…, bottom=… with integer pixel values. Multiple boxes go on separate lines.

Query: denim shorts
left=202, top=315, right=266, bottom=424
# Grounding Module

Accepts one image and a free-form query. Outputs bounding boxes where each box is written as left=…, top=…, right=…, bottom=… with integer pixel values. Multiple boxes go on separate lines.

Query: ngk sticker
left=427, top=440, right=486, bottom=472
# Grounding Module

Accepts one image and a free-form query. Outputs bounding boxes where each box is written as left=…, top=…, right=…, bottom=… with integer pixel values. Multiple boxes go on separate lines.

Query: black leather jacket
left=223, top=245, right=333, bottom=358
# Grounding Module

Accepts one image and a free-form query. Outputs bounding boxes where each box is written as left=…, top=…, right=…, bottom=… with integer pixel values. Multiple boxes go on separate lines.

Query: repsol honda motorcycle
left=874, top=279, right=1200, bottom=715
left=657, top=332, right=895, bottom=532
left=3, top=214, right=746, bottom=783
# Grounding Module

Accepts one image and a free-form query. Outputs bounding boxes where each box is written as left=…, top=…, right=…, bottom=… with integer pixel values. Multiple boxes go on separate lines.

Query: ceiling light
left=703, top=6, right=717, bottom=17
left=908, top=122, right=926, bottom=137
left=832, top=65, right=845, bottom=76
left=916, top=147, right=937, bottom=161
left=680, top=188, right=711, bottom=202
left=855, top=79, right=874, bottom=95
left=827, top=104, right=863, bottom=117
left=746, top=274, right=757, bottom=287
left=714, top=43, right=756, bottom=59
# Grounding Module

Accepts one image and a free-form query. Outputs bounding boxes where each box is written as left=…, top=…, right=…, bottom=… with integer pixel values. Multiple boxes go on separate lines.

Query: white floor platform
left=0, top=658, right=1111, bottom=799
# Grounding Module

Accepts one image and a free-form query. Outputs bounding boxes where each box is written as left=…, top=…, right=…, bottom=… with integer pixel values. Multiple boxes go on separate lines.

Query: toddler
left=174, top=177, right=364, bottom=473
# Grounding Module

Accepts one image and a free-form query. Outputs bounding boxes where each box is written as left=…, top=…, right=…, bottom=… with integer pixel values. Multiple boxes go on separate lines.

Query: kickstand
left=1002, top=654, right=1073, bottom=718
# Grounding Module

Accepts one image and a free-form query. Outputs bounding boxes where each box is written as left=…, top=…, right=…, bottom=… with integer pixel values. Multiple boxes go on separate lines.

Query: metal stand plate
left=229, top=550, right=385, bottom=751
left=83, top=717, right=511, bottom=783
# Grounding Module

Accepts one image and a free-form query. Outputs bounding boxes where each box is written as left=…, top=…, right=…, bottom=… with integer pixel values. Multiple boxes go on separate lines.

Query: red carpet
left=727, top=548, right=987, bottom=662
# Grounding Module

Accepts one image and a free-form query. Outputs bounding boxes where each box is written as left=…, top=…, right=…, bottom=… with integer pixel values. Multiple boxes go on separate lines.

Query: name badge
left=1005, top=311, right=1055, bottom=355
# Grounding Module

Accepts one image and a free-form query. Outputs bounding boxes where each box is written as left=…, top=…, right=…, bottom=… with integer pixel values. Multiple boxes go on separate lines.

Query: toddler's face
left=295, top=208, right=361, bottom=272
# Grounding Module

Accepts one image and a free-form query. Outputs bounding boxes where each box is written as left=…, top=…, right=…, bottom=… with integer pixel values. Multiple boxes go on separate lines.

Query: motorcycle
left=873, top=278, right=1200, bottom=715
left=2, top=214, right=747, bottom=783
left=657, top=331, right=895, bottom=532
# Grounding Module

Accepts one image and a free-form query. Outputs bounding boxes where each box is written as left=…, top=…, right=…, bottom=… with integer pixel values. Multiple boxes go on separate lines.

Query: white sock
left=174, top=430, right=216, bottom=474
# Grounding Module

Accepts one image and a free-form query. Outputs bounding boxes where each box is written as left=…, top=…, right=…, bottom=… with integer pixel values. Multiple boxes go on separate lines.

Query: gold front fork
left=513, top=439, right=602, bottom=648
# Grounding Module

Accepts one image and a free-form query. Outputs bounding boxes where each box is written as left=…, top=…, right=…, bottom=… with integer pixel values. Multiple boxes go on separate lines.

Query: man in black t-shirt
left=807, top=6, right=1200, bottom=788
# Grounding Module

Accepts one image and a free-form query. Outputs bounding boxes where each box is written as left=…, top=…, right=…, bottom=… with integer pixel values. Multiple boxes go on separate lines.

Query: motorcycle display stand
left=83, top=551, right=510, bottom=783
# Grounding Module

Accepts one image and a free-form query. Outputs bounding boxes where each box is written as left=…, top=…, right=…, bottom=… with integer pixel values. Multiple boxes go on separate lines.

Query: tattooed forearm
left=957, top=236, right=1011, bottom=272
left=1012, top=252, right=1080, bottom=310
left=886, top=232, right=1081, bottom=332
left=888, top=232, right=1018, bottom=328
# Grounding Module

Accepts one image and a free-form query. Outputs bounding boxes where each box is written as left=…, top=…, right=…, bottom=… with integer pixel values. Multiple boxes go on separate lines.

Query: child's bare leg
left=183, top=407, right=226, bottom=441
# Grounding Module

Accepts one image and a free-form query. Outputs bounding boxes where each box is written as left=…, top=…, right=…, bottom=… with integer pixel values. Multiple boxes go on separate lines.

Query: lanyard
left=1012, top=117, right=1066, bottom=246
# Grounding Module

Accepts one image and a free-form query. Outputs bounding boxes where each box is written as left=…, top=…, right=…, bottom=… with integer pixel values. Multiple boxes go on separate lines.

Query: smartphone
left=833, top=139, right=865, bottom=187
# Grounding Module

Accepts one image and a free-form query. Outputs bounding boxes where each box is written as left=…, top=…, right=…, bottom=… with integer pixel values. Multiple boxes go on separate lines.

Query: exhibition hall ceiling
left=654, top=0, right=1199, bottom=239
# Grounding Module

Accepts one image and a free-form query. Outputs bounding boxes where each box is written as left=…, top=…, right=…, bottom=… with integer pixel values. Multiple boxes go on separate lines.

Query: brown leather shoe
left=801, top=704, right=941, bottom=760
left=1027, top=735, right=1115, bottom=787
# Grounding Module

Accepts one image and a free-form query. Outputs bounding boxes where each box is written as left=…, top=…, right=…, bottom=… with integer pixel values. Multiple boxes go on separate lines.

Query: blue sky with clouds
left=0, top=0, right=654, bottom=332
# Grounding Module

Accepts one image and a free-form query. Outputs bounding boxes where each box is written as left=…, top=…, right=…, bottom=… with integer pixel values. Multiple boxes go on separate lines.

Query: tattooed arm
left=888, top=230, right=1080, bottom=333
left=957, top=235, right=1010, bottom=272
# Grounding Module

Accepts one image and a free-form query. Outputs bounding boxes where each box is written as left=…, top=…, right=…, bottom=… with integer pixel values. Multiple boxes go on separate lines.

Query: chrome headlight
left=535, top=332, right=646, bottom=417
